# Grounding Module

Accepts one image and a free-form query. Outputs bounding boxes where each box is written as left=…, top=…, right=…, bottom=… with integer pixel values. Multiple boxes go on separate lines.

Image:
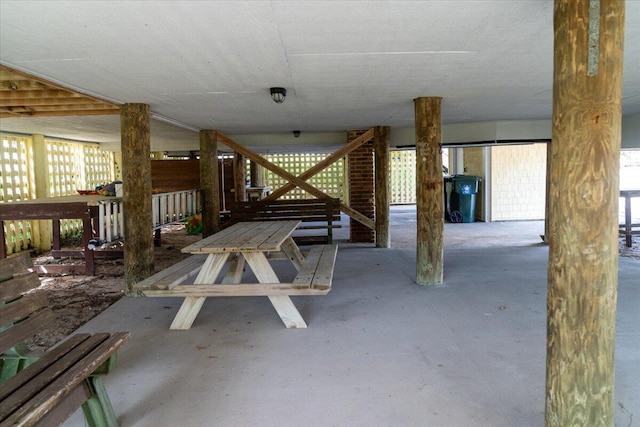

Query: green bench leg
left=81, top=376, right=119, bottom=427
left=0, top=355, right=40, bottom=384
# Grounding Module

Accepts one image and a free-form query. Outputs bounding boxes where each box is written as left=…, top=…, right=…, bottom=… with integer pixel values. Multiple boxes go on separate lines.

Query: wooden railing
left=152, top=189, right=201, bottom=230
left=95, top=189, right=201, bottom=244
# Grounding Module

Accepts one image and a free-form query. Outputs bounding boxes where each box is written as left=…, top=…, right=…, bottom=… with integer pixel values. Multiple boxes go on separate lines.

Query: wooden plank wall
left=151, top=158, right=234, bottom=208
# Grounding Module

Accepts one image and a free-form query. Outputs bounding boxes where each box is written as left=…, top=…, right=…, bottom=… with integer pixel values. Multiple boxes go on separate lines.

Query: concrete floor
left=64, top=207, right=639, bottom=427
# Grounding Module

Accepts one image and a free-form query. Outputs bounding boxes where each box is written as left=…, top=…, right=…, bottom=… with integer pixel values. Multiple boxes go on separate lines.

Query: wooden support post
left=249, top=161, right=264, bottom=187
left=200, top=130, right=221, bottom=236
left=374, top=126, right=390, bottom=248
left=121, top=103, right=154, bottom=293
left=234, top=152, right=247, bottom=202
left=32, top=134, right=51, bottom=252
left=546, top=1, right=624, bottom=426
left=414, top=97, right=444, bottom=286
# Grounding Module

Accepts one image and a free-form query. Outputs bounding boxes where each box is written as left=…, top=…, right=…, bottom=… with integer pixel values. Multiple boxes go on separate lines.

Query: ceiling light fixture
left=270, top=87, right=286, bottom=104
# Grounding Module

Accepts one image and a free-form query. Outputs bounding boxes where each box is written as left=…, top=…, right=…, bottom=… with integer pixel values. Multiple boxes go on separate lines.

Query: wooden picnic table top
left=181, top=220, right=301, bottom=254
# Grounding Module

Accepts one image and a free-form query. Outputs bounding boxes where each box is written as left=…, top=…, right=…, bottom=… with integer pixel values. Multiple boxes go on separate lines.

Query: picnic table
left=141, top=220, right=337, bottom=330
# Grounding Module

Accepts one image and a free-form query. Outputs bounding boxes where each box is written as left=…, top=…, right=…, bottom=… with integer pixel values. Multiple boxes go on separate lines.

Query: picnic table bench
left=0, top=252, right=130, bottom=426
left=227, top=198, right=341, bottom=244
left=133, top=220, right=338, bottom=329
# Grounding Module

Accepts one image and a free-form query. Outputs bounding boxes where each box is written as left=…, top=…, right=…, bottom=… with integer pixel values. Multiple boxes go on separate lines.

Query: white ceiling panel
left=1, top=0, right=638, bottom=152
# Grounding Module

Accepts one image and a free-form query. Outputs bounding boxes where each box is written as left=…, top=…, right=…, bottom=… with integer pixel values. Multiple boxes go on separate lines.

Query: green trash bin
left=449, top=175, right=481, bottom=223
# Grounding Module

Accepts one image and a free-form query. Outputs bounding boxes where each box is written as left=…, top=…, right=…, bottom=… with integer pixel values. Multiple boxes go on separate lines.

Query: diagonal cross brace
left=264, top=128, right=374, bottom=200
left=217, top=132, right=375, bottom=230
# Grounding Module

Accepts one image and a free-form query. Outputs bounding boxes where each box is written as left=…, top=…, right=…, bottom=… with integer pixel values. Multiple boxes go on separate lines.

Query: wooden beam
left=0, top=89, right=78, bottom=100
left=200, top=130, right=221, bottom=236
left=0, top=106, right=120, bottom=118
left=0, top=97, right=109, bottom=107
left=142, top=284, right=330, bottom=297
left=121, top=103, right=154, bottom=293
left=415, top=97, right=444, bottom=286
left=374, top=126, right=391, bottom=248
left=264, top=128, right=374, bottom=200
left=218, top=132, right=375, bottom=229
left=546, top=1, right=624, bottom=425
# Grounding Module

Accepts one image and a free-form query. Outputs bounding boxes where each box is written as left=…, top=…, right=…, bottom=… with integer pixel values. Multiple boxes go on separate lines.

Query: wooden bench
left=133, top=254, right=208, bottom=293
left=0, top=252, right=130, bottom=426
left=134, top=244, right=339, bottom=297
left=227, top=198, right=341, bottom=245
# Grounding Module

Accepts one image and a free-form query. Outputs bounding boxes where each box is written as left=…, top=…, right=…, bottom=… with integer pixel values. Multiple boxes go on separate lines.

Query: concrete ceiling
left=0, top=1, right=639, bottom=153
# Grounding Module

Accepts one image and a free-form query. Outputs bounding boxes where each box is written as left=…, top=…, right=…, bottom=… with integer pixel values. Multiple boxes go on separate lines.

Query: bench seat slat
left=292, top=246, right=323, bottom=286
left=0, top=253, right=33, bottom=281
left=0, top=308, right=55, bottom=355
left=1, top=332, right=130, bottom=425
left=134, top=255, right=207, bottom=291
left=0, top=292, right=49, bottom=326
left=293, top=244, right=338, bottom=290
left=311, top=244, right=339, bottom=290
left=0, top=334, right=90, bottom=401
left=0, top=333, right=109, bottom=418
left=0, top=272, right=41, bottom=303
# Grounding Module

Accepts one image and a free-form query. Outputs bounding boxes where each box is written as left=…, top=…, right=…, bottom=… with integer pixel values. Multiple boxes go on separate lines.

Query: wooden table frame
left=173, top=220, right=309, bottom=330
left=0, top=195, right=121, bottom=275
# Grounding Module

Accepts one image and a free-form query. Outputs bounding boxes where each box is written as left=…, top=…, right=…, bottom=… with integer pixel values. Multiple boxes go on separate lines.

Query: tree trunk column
left=121, top=103, right=154, bottom=293
left=250, top=161, right=264, bottom=187
left=234, top=152, right=247, bottom=202
left=200, top=130, right=220, bottom=237
left=546, top=1, right=624, bottom=426
left=415, top=97, right=444, bottom=286
left=374, top=126, right=390, bottom=248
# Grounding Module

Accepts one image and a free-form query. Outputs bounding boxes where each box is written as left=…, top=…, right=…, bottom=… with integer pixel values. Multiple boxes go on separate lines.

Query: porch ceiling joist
left=0, top=65, right=120, bottom=118
left=217, top=131, right=376, bottom=230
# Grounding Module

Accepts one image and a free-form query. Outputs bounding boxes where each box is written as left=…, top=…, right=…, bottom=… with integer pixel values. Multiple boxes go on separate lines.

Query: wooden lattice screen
left=1, top=134, right=35, bottom=254
left=263, top=153, right=345, bottom=200
left=1, top=133, right=116, bottom=254
left=390, top=150, right=417, bottom=204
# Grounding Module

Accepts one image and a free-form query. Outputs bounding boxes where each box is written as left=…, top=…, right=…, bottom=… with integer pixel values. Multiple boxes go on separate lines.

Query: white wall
left=622, top=113, right=640, bottom=149
left=491, top=144, right=547, bottom=221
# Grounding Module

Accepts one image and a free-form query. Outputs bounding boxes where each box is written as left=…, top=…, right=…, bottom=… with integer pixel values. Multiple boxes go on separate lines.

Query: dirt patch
left=26, top=225, right=200, bottom=351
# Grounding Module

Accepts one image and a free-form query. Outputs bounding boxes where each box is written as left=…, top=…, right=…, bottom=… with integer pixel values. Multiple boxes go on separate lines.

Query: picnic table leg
left=170, top=253, right=229, bottom=330
left=221, top=254, right=245, bottom=284
left=242, top=251, right=307, bottom=328
left=281, top=237, right=304, bottom=271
